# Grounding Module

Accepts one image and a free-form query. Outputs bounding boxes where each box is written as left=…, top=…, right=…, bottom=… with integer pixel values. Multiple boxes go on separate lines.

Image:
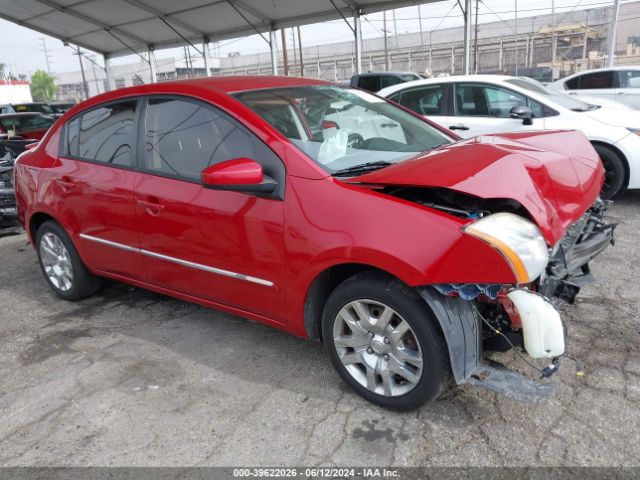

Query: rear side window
left=578, top=71, right=614, bottom=89
left=379, top=75, right=404, bottom=89
left=358, top=76, right=380, bottom=92
left=396, top=84, right=447, bottom=116
left=65, top=99, right=138, bottom=167
left=454, top=84, right=490, bottom=116
left=143, top=97, right=283, bottom=185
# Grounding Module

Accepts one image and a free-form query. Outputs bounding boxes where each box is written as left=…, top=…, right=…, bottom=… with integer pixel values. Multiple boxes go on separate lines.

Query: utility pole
left=89, top=55, right=100, bottom=95
left=607, top=0, right=621, bottom=67
left=383, top=11, right=389, bottom=71
left=417, top=4, right=426, bottom=73
left=40, top=38, right=51, bottom=75
left=473, top=0, right=479, bottom=73
left=297, top=26, right=304, bottom=77
left=392, top=9, right=399, bottom=50
left=75, top=46, right=89, bottom=100
left=281, top=29, right=289, bottom=75
left=183, top=46, right=190, bottom=78
left=291, top=29, right=298, bottom=75
left=514, top=0, right=519, bottom=75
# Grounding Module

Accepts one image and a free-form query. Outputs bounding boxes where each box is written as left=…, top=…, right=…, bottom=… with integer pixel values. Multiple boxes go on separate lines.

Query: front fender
left=285, top=176, right=517, bottom=331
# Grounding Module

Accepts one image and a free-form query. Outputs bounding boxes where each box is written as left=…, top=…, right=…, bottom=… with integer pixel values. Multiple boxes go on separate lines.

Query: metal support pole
left=148, top=47, right=157, bottom=83
left=607, top=0, right=621, bottom=67
left=203, top=40, right=211, bottom=76
left=463, top=0, right=472, bottom=74
left=103, top=54, right=113, bottom=91
left=354, top=9, right=363, bottom=74
left=269, top=29, right=278, bottom=75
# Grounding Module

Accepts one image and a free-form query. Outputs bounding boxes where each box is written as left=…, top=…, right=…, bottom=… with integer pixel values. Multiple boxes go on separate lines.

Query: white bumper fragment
left=507, top=290, right=565, bottom=359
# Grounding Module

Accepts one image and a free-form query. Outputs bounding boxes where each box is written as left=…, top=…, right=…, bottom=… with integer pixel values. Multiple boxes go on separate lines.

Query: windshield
left=235, top=85, right=452, bottom=174
left=505, top=78, right=598, bottom=111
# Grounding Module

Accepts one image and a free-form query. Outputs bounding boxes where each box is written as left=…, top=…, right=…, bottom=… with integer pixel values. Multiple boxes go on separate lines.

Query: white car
left=378, top=75, right=640, bottom=198
left=548, top=67, right=640, bottom=110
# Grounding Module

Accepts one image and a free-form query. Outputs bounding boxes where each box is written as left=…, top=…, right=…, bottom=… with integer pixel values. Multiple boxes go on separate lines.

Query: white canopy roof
left=0, top=0, right=443, bottom=58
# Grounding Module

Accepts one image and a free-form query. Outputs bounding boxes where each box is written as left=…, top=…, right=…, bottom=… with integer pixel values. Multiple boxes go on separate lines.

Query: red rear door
left=133, top=96, right=287, bottom=322
left=52, top=98, right=145, bottom=279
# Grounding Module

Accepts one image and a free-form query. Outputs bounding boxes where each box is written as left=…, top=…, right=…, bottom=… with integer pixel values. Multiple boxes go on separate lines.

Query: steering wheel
left=347, top=133, right=364, bottom=149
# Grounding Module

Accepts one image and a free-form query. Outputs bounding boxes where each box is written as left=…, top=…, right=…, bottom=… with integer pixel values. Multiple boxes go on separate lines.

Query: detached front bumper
left=539, top=199, right=615, bottom=304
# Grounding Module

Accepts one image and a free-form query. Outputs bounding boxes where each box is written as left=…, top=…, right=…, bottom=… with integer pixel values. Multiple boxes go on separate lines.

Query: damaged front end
left=400, top=192, right=615, bottom=402
left=539, top=199, right=615, bottom=304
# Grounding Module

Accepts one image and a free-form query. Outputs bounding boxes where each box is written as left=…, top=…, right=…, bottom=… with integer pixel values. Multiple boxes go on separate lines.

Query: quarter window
left=66, top=100, right=138, bottom=167
left=143, top=97, right=283, bottom=185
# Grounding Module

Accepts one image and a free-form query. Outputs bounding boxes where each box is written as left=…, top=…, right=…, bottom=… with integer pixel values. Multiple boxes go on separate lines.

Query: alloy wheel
left=332, top=299, right=424, bottom=397
left=39, top=232, right=74, bottom=292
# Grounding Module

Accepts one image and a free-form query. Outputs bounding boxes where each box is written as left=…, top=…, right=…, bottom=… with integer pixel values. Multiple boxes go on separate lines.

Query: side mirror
left=510, top=105, right=533, bottom=126
left=201, top=158, right=277, bottom=194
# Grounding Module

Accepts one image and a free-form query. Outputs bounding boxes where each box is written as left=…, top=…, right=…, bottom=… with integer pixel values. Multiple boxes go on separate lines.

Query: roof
left=0, top=0, right=444, bottom=58
left=377, top=74, right=515, bottom=95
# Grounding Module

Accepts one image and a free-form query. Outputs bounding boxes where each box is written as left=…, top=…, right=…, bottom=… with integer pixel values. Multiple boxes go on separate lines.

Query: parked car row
left=377, top=74, right=640, bottom=199
left=14, top=76, right=615, bottom=409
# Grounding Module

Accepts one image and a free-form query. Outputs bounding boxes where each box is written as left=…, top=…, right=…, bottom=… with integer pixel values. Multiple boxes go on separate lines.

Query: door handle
left=450, top=124, right=470, bottom=131
left=137, top=199, right=165, bottom=216
left=55, top=177, right=74, bottom=193
left=380, top=123, right=399, bottom=128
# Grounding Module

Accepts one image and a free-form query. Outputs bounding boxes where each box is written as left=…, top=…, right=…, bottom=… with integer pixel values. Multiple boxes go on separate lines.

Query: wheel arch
left=590, top=140, right=630, bottom=189
left=303, top=263, right=400, bottom=341
left=28, top=211, right=58, bottom=244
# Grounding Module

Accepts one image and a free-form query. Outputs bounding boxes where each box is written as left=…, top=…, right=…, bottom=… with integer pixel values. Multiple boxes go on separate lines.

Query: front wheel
left=592, top=143, right=626, bottom=199
left=322, top=272, right=450, bottom=410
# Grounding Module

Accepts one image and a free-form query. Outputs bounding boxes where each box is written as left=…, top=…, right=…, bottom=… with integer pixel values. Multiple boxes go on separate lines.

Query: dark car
left=0, top=113, right=56, bottom=140
left=0, top=154, right=19, bottom=232
left=49, top=102, right=76, bottom=114
left=350, top=72, right=422, bottom=92
left=0, top=102, right=59, bottom=115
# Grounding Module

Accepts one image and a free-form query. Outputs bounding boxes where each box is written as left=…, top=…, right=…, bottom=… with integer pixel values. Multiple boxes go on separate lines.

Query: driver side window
left=142, top=97, right=284, bottom=186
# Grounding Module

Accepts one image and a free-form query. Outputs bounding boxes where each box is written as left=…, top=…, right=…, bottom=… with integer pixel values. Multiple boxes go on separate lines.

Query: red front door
left=133, top=96, right=287, bottom=322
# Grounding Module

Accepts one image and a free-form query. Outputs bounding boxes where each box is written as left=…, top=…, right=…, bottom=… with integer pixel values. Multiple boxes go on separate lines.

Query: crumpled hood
left=351, top=130, right=603, bottom=245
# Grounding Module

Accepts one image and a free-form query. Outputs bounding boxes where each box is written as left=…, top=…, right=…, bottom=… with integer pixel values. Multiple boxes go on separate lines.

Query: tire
left=592, top=143, right=627, bottom=200
left=322, top=271, right=450, bottom=410
left=36, top=220, right=103, bottom=300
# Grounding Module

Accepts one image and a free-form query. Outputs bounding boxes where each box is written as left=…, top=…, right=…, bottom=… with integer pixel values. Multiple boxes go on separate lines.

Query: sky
left=0, top=0, right=630, bottom=77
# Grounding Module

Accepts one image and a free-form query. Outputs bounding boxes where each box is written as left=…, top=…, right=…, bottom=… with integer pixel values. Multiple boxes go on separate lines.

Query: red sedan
left=14, top=77, right=614, bottom=409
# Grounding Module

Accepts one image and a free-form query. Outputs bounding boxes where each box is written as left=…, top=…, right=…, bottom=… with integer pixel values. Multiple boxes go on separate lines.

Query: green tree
left=30, top=70, right=56, bottom=101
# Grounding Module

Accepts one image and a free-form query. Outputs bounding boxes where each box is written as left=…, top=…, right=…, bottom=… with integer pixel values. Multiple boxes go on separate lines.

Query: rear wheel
left=322, top=272, right=449, bottom=410
left=36, top=220, right=103, bottom=300
left=592, top=143, right=626, bottom=199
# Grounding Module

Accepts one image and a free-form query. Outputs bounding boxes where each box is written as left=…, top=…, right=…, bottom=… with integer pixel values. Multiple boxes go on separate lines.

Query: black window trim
left=452, top=81, right=557, bottom=119
left=59, top=96, right=142, bottom=172
left=137, top=94, right=286, bottom=200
